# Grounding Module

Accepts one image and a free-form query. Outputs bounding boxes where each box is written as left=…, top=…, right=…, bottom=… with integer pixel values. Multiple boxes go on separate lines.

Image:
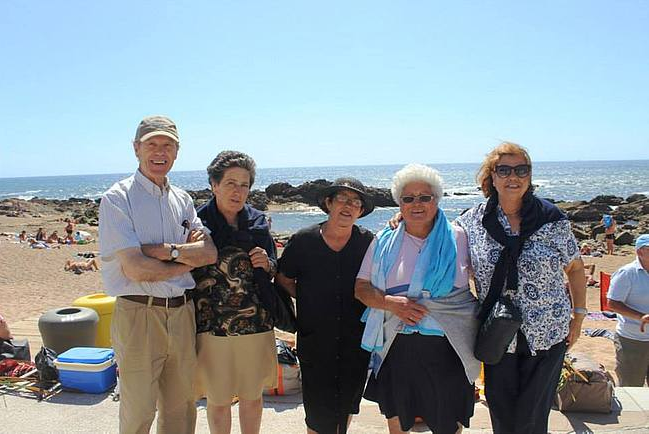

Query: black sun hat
left=317, top=177, right=375, bottom=218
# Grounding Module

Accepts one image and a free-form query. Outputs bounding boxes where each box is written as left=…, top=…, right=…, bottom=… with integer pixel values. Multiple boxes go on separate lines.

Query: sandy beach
left=0, top=208, right=640, bottom=384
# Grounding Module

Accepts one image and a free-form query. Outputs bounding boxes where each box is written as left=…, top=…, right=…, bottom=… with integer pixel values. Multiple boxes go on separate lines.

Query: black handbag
left=0, top=338, right=31, bottom=361
left=474, top=295, right=522, bottom=365
left=35, top=346, right=59, bottom=382
left=255, top=276, right=297, bottom=333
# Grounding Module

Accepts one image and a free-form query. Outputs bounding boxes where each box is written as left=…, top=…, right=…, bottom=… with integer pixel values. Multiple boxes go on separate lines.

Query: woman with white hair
left=355, top=164, right=481, bottom=434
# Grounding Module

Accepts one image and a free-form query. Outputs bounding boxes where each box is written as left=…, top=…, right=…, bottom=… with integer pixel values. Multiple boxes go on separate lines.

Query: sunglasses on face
left=493, top=164, right=531, bottom=178
left=333, top=193, right=363, bottom=208
left=400, top=194, right=434, bottom=204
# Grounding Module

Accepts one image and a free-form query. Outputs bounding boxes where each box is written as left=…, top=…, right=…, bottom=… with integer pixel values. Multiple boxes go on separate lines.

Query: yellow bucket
left=73, top=293, right=116, bottom=348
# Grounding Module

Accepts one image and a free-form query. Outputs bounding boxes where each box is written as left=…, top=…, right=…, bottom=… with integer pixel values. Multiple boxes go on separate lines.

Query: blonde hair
left=477, top=141, right=532, bottom=198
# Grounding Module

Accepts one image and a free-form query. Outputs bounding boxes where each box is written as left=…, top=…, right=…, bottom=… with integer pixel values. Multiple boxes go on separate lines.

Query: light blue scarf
left=360, top=208, right=457, bottom=369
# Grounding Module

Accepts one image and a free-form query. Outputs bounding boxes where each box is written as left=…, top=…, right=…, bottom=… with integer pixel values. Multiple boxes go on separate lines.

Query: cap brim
left=138, top=131, right=179, bottom=143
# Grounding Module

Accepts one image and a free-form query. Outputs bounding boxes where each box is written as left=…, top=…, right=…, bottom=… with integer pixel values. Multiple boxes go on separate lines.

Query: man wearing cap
left=99, top=115, right=217, bottom=433
left=607, top=234, right=649, bottom=387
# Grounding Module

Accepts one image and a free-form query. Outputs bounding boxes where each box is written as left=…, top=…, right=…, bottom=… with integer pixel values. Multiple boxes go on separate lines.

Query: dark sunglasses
left=400, top=194, right=434, bottom=204
left=493, top=164, right=531, bottom=178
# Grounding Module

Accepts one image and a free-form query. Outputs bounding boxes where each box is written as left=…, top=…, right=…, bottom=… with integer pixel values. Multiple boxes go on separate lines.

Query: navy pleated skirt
left=364, top=333, right=475, bottom=434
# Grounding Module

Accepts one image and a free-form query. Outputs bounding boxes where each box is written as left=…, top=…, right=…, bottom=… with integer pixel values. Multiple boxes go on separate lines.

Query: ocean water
left=1, top=160, right=648, bottom=233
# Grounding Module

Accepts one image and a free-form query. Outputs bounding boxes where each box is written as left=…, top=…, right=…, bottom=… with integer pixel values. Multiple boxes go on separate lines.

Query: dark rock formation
left=264, top=180, right=397, bottom=207
left=626, top=194, right=647, bottom=203
left=615, top=231, right=636, bottom=246
left=590, top=195, right=625, bottom=206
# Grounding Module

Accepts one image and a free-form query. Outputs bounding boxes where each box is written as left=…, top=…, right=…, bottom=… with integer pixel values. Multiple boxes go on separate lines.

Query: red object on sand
left=600, top=272, right=611, bottom=311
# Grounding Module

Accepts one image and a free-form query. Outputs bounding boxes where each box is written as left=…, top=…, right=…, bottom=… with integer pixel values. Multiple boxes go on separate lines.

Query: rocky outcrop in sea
left=1, top=183, right=647, bottom=245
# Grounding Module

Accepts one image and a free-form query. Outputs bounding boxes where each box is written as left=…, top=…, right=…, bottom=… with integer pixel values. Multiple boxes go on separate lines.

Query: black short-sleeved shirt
left=278, top=223, right=373, bottom=433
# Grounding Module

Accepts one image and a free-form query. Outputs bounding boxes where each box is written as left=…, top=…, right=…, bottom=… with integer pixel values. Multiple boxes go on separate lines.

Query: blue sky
left=1, top=1, right=648, bottom=178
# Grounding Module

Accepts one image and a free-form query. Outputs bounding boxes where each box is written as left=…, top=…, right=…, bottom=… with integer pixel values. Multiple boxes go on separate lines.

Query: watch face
left=171, top=248, right=180, bottom=259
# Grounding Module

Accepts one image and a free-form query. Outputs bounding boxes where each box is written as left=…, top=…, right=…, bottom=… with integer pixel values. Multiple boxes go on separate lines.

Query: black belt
left=121, top=294, right=188, bottom=308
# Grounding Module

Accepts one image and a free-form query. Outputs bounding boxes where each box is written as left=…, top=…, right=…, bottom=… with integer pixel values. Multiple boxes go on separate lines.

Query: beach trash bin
left=73, top=293, right=116, bottom=348
left=38, top=307, right=99, bottom=355
left=55, top=347, right=117, bottom=393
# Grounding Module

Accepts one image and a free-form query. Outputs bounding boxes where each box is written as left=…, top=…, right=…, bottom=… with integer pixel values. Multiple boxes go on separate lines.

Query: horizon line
left=1, top=158, right=648, bottom=181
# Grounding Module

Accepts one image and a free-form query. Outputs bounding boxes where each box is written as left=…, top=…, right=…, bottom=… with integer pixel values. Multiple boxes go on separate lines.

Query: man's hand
left=385, top=295, right=428, bottom=326
left=640, top=314, right=649, bottom=333
left=249, top=247, right=270, bottom=272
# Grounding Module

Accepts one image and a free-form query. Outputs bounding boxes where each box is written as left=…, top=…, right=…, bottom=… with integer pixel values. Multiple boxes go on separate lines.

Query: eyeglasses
left=493, top=164, right=531, bottom=178
left=333, top=194, right=363, bottom=208
left=400, top=194, right=434, bottom=204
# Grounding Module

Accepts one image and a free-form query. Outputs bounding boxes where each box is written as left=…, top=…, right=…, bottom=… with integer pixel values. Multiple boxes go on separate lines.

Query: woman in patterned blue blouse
left=455, top=142, right=587, bottom=434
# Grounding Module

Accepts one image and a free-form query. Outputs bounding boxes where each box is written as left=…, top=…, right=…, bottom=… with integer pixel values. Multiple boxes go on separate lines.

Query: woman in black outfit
left=276, top=178, right=375, bottom=434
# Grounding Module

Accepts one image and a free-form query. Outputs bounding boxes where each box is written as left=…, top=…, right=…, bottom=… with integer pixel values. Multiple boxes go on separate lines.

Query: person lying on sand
left=47, top=230, right=63, bottom=244
left=584, top=263, right=597, bottom=286
left=64, top=258, right=99, bottom=273
left=0, top=313, right=12, bottom=341
left=29, top=239, right=52, bottom=249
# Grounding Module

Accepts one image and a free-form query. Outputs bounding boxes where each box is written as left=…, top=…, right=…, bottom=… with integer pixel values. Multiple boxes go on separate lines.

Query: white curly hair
left=391, top=163, right=444, bottom=204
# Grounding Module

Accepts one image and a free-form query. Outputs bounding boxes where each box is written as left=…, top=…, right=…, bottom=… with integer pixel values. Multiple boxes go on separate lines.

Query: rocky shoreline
left=1, top=180, right=647, bottom=245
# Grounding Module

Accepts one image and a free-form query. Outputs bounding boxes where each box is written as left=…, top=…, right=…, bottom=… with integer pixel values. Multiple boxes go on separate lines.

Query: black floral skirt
left=364, top=333, right=474, bottom=434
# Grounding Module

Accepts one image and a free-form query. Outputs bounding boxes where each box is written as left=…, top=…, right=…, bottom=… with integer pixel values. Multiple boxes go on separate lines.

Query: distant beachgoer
left=602, top=214, right=617, bottom=255
left=47, top=230, right=62, bottom=244
left=64, top=218, right=75, bottom=237
left=277, top=177, right=375, bottom=434
left=18, top=231, right=27, bottom=242
left=606, top=234, right=649, bottom=387
left=0, top=313, right=12, bottom=341
left=74, top=230, right=94, bottom=243
left=64, top=258, right=100, bottom=273
left=35, top=228, right=46, bottom=241
left=580, top=243, right=592, bottom=256
left=62, top=233, right=76, bottom=244
left=584, top=263, right=597, bottom=286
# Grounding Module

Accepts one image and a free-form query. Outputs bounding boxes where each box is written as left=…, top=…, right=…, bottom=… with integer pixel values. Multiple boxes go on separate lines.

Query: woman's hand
left=385, top=295, right=428, bottom=326
left=566, top=314, right=585, bottom=349
left=187, top=229, right=206, bottom=243
left=387, top=212, right=403, bottom=230
left=249, top=247, right=270, bottom=272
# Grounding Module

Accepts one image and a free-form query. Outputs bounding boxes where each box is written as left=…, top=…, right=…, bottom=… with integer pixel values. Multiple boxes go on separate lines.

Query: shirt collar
left=134, top=169, right=170, bottom=197
left=633, top=258, right=649, bottom=273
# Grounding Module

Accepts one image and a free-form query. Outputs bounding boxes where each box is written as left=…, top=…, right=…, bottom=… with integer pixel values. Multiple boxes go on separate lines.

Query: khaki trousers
left=615, top=333, right=649, bottom=387
left=112, top=297, right=197, bottom=434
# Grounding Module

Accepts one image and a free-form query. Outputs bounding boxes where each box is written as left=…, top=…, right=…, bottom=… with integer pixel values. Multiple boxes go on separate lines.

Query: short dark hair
left=206, top=150, right=257, bottom=187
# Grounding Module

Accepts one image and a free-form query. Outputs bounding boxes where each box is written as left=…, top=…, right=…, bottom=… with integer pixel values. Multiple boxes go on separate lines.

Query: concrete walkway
left=1, top=388, right=648, bottom=433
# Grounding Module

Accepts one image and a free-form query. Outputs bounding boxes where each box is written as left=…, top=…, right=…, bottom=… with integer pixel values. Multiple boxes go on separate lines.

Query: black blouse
left=278, top=223, right=373, bottom=364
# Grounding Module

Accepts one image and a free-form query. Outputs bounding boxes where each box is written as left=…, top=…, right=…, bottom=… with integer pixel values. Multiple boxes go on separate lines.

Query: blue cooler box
left=55, top=347, right=117, bottom=393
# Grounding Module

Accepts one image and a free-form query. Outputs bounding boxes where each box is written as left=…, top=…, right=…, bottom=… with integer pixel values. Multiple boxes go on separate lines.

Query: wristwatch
left=169, top=244, right=180, bottom=262
left=572, top=307, right=588, bottom=315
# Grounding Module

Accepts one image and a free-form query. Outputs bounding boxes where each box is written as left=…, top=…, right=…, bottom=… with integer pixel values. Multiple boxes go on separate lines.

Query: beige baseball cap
left=134, top=115, right=179, bottom=143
